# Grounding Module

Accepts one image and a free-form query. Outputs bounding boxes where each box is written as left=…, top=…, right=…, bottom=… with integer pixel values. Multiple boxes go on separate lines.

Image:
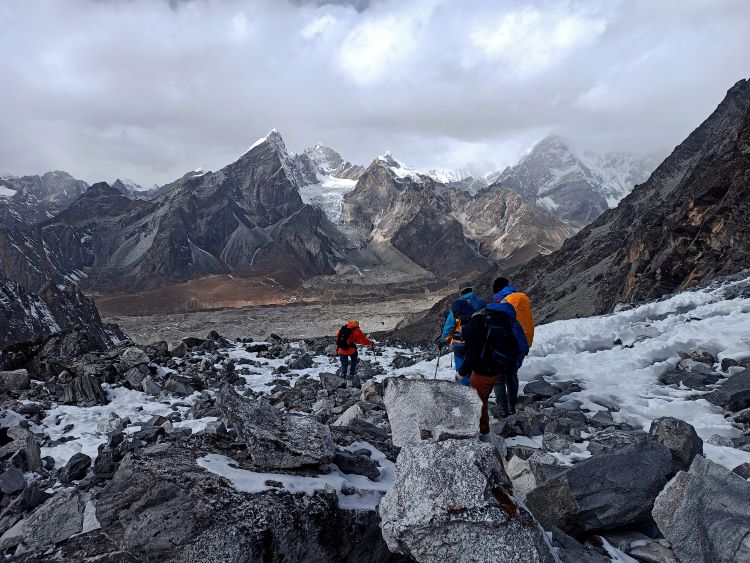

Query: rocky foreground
left=0, top=325, right=749, bottom=562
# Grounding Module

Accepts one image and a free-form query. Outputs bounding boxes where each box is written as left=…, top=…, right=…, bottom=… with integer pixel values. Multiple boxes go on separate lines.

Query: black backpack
left=336, top=325, right=354, bottom=349
left=464, top=309, right=519, bottom=373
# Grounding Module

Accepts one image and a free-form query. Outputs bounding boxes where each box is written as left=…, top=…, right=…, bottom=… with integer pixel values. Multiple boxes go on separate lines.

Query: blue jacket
left=441, top=292, right=486, bottom=347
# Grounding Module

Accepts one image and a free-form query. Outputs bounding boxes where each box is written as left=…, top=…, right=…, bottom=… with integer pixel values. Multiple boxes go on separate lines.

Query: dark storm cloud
left=0, top=0, right=748, bottom=186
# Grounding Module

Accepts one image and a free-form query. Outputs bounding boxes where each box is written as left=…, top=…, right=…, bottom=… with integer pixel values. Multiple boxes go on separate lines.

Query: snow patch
left=0, top=185, right=17, bottom=197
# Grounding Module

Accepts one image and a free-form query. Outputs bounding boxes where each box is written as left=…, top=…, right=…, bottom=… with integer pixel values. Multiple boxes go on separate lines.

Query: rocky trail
left=1, top=275, right=750, bottom=561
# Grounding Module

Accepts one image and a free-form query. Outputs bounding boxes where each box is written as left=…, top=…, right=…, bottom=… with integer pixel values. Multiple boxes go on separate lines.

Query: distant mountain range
left=0, top=125, right=659, bottom=317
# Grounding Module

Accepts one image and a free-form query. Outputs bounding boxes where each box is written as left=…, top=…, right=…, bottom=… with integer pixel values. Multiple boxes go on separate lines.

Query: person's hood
left=493, top=285, right=518, bottom=302
left=458, top=291, right=478, bottom=301
left=346, top=321, right=359, bottom=328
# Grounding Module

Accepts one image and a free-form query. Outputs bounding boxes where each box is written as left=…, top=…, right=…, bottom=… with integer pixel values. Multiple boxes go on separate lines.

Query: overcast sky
left=1, top=0, right=749, bottom=186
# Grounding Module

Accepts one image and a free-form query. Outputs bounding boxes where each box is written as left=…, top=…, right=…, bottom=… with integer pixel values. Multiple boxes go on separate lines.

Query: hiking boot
left=508, top=404, right=517, bottom=415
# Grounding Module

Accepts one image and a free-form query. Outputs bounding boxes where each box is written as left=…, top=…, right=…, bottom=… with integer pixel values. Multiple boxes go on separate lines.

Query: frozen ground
left=20, top=273, right=750, bottom=510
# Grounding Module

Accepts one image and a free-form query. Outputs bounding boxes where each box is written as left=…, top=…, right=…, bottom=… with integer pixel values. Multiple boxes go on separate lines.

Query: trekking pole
left=433, top=344, right=441, bottom=379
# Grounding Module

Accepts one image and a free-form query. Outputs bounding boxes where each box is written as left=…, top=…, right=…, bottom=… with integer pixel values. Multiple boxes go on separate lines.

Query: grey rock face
left=510, top=79, right=750, bottom=323
left=652, top=455, right=750, bottom=563
left=120, top=346, right=150, bottom=368
left=383, top=378, right=482, bottom=447
left=60, top=452, right=92, bottom=483
left=0, top=369, right=30, bottom=391
left=649, top=417, right=703, bottom=473
left=379, top=439, right=554, bottom=563
left=23, top=488, right=86, bottom=549
left=96, top=441, right=403, bottom=562
left=706, top=369, right=750, bottom=411
left=525, top=439, right=672, bottom=534
left=62, top=374, right=108, bottom=406
left=0, top=468, right=25, bottom=494
left=288, top=352, right=314, bottom=370
left=216, top=384, right=334, bottom=469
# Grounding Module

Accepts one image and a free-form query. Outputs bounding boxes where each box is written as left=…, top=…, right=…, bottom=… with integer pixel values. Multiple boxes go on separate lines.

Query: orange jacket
left=504, top=292, right=534, bottom=347
left=336, top=322, right=373, bottom=355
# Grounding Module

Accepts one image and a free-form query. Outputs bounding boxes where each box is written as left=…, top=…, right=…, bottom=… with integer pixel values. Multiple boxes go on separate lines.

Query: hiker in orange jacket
left=490, top=276, right=534, bottom=416
left=335, top=320, right=374, bottom=377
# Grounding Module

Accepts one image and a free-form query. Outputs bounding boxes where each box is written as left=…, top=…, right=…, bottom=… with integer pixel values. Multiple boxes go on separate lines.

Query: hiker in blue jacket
left=440, top=285, right=486, bottom=383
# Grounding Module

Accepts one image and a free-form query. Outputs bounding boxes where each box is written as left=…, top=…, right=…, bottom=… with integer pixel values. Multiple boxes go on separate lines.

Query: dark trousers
left=494, top=368, right=519, bottom=412
left=470, top=371, right=502, bottom=434
left=340, top=353, right=359, bottom=376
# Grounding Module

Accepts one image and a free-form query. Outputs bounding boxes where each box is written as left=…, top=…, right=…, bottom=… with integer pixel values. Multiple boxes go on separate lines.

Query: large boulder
left=96, top=440, right=404, bottom=562
left=648, top=417, right=703, bottom=474
left=652, top=455, right=750, bottom=563
left=120, top=346, right=150, bottom=369
left=706, top=369, right=750, bottom=411
left=383, top=378, right=482, bottom=447
left=0, top=369, right=30, bottom=392
left=216, top=384, right=334, bottom=469
left=379, top=439, right=554, bottom=563
left=525, top=439, right=672, bottom=534
left=23, top=488, right=87, bottom=549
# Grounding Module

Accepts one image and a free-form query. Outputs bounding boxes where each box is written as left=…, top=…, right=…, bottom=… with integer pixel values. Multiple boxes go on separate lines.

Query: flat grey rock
left=383, top=378, right=481, bottom=447
left=379, top=439, right=554, bottom=563
left=653, top=455, right=750, bottom=563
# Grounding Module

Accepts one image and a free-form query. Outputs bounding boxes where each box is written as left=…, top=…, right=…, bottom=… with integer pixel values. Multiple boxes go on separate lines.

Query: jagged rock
left=379, top=439, right=554, bottom=562
left=732, top=462, right=750, bottom=479
left=676, top=358, right=715, bottom=374
left=627, top=541, right=680, bottom=563
left=525, top=439, right=672, bottom=534
left=506, top=452, right=562, bottom=500
left=97, top=412, right=123, bottom=434
left=588, top=410, right=615, bottom=427
left=652, top=455, right=750, bottom=563
left=587, top=428, right=648, bottom=455
left=0, top=518, right=25, bottom=551
left=493, top=410, right=545, bottom=438
left=334, top=449, right=380, bottom=480
left=62, top=374, right=108, bottom=406
left=124, top=365, right=149, bottom=388
left=288, top=353, right=314, bottom=370
left=96, top=441, right=402, bottom=562
left=24, top=433, right=42, bottom=472
left=320, top=372, right=347, bottom=392
left=216, top=384, right=334, bottom=469
left=0, top=369, right=30, bottom=392
left=361, top=379, right=384, bottom=405
left=60, top=452, right=92, bottom=483
left=23, top=488, right=87, bottom=549
left=649, top=417, right=703, bottom=474
left=721, top=358, right=739, bottom=371
left=523, top=379, right=562, bottom=399
left=172, top=342, right=188, bottom=358
left=121, top=346, right=150, bottom=368
left=383, top=378, right=482, bottom=447
left=390, top=354, right=417, bottom=369
left=706, top=369, right=750, bottom=411
left=658, top=369, right=721, bottom=389
left=141, top=375, right=162, bottom=395
left=688, top=350, right=717, bottom=365
left=332, top=404, right=365, bottom=427
left=551, top=527, right=611, bottom=563
left=164, top=376, right=195, bottom=396
left=0, top=467, right=25, bottom=494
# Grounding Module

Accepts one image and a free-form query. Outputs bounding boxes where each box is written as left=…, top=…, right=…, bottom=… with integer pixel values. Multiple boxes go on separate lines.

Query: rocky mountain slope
left=304, top=144, right=365, bottom=181
left=489, top=136, right=659, bottom=226
left=0, top=132, right=352, bottom=294
left=0, top=171, right=88, bottom=228
left=511, top=78, right=750, bottom=323
left=341, top=154, right=575, bottom=279
left=1, top=273, right=749, bottom=561
left=0, top=275, right=123, bottom=349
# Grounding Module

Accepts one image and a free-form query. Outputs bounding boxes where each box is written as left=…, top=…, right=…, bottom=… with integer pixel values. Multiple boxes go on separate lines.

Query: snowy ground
left=26, top=274, right=750, bottom=490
